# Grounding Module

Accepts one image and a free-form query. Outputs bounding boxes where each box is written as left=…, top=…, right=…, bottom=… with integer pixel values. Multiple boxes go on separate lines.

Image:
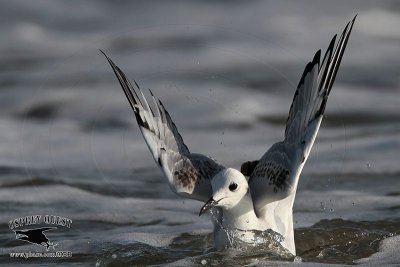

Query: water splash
left=208, top=208, right=291, bottom=257
left=293, top=256, right=302, bottom=263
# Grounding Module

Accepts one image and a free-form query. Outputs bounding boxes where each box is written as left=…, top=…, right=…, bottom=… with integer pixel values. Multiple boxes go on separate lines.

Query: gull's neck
left=222, top=191, right=260, bottom=230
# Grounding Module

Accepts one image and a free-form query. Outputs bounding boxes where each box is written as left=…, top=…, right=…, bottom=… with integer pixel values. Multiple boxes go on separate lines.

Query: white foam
left=356, top=235, right=400, bottom=266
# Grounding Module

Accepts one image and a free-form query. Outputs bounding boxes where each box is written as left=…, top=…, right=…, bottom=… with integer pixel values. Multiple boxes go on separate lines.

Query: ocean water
left=0, top=1, right=399, bottom=266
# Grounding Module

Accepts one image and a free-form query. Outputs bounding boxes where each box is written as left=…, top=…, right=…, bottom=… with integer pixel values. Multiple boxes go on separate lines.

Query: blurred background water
left=0, top=0, right=399, bottom=266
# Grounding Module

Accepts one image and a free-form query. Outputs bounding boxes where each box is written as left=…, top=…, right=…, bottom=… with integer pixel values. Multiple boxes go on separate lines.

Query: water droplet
left=366, top=163, right=371, bottom=169
left=317, top=249, right=325, bottom=258
left=246, top=219, right=249, bottom=223
left=111, top=254, right=117, bottom=259
left=201, top=259, right=207, bottom=265
left=197, top=61, right=200, bottom=65
left=330, top=208, right=335, bottom=212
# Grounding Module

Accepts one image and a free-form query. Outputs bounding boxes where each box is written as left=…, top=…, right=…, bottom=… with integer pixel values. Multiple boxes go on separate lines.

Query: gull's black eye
left=229, top=182, right=238, bottom=192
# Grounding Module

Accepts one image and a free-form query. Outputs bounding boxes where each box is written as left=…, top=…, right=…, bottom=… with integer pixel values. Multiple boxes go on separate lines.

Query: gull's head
left=199, top=168, right=248, bottom=216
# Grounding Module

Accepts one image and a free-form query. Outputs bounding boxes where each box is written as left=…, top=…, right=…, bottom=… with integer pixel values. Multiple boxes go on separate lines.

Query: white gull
left=101, top=15, right=356, bottom=256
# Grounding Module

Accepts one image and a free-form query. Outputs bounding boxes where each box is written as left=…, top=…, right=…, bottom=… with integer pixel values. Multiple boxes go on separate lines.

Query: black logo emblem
left=13, top=227, right=57, bottom=250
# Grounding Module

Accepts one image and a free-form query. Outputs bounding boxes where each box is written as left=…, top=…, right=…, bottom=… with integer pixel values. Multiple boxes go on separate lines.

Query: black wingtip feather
left=313, top=49, right=321, bottom=66
left=134, top=80, right=141, bottom=90
left=157, top=99, right=166, bottom=124
left=317, top=34, right=336, bottom=92
left=99, top=49, right=106, bottom=57
left=326, top=16, right=356, bottom=94
left=316, top=16, right=356, bottom=117
left=100, top=51, right=152, bottom=130
left=148, top=88, right=155, bottom=97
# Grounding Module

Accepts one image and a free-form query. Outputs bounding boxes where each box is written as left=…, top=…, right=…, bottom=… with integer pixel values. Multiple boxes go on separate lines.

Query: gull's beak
left=199, top=197, right=218, bottom=216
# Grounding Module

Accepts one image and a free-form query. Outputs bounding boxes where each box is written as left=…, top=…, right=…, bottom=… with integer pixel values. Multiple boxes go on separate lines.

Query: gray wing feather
left=248, top=16, right=356, bottom=215
left=102, top=51, right=224, bottom=202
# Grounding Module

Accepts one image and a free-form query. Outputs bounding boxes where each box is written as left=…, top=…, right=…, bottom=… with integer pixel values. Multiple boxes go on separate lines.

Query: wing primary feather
left=158, top=99, right=168, bottom=125
left=100, top=50, right=151, bottom=129
left=317, top=34, right=336, bottom=93
left=148, top=89, right=160, bottom=118
left=100, top=50, right=137, bottom=112
left=138, top=87, right=156, bottom=131
left=146, top=89, right=156, bottom=117
left=327, top=16, right=356, bottom=94
left=159, top=100, right=190, bottom=154
left=149, top=89, right=162, bottom=137
left=158, top=100, right=173, bottom=130
left=316, top=16, right=355, bottom=118
left=321, top=23, right=348, bottom=92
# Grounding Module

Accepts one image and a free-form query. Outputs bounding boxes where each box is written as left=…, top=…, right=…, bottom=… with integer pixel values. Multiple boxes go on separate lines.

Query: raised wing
left=248, top=16, right=356, bottom=215
left=102, top=51, right=224, bottom=202
left=285, top=15, right=356, bottom=146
